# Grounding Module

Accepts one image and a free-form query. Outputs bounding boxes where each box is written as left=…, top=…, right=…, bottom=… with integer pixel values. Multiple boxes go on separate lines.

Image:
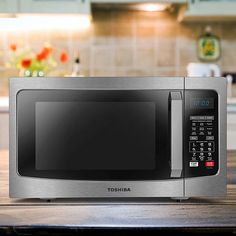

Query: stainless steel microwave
left=9, top=77, right=227, bottom=199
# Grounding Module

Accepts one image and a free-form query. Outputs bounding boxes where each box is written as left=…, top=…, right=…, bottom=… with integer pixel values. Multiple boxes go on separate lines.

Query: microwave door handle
left=170, top=92, right=183, bottom=178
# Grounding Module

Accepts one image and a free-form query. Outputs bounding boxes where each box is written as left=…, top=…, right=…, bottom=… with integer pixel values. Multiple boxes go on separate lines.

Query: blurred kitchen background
left=1, top=0, right=236, bottom=151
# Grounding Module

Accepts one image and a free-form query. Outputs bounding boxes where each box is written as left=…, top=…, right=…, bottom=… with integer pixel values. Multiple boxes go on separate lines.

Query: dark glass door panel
left=35, top=102, right=156, bottom=171
left=17, top=89, right=180, bottom=180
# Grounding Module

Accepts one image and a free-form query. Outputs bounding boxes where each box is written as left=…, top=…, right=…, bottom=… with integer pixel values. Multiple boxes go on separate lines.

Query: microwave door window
left=35, top=102, right=156, bottom=171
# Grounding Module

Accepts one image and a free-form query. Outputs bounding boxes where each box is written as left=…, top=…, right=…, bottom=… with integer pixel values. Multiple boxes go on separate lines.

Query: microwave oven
left=9, top=77, right=227, bottom=199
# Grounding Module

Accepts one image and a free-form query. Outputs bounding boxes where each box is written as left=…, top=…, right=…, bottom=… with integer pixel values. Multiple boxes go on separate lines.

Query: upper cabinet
left=0, top=0, right=18, bottom=13
left=19, top=0, right=90, bottom=14
left=0, top=0, right=90, bottom=14
left=178, top=0, right=236, bottom=22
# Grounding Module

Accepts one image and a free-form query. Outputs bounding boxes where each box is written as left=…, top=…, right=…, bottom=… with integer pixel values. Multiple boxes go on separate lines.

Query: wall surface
left=0, top=8, right=236, bottom=95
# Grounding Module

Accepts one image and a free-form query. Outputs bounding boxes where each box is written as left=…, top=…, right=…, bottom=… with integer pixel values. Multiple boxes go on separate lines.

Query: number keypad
left=189, top=141, right=215, bottom=153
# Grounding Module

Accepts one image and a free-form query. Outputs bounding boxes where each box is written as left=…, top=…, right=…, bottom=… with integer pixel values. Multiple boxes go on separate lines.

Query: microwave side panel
left=184, top=77, right=227, bottom=197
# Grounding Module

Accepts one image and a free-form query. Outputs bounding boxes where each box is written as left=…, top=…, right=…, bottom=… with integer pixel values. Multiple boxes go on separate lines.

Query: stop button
left=205, top=161, right=214, bottom=167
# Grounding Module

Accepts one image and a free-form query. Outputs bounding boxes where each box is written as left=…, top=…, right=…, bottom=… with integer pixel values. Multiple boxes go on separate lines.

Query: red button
left=205, top=161, right=214, bottom=167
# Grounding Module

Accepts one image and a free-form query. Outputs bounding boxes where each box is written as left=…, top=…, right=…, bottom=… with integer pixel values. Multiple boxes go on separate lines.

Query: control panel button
left=190, top=162, right=199, bottom=167
left=190, top=136, right=198, bottom=141
left=206, top=136, right=214, bottom=141
left=199, top=156, right=204, bottom=161
left=208, top=142, right=213, bottom=147
left=205, top=161, right=214, bottom=167
left=191, top=142, right=197, bottom=147
left=206, top=116, right=214, bottom=120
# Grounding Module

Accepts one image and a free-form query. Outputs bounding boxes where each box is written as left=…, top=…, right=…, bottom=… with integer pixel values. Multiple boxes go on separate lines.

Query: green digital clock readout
left=190, top=98, right=214, bottom=109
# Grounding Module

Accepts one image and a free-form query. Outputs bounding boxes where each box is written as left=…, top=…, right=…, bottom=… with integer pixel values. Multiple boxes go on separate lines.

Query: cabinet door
left=19, top=0, right=90, bottom=14
left=0, top=0, right=18, bottom=13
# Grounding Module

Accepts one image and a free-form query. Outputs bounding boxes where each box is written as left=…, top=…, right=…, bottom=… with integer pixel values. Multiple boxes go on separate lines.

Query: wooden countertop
left=0, top=150, right=236, bottom=232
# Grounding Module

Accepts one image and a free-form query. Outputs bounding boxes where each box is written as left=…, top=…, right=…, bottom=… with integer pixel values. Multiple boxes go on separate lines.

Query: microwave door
left=16, top=89, right=184, bottom=182
left=169, top=92, right=183, bottom=178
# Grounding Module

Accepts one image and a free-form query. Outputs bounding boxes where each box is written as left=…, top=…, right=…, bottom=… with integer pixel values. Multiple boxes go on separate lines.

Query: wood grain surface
left=0, top=150, right=236, bottom=228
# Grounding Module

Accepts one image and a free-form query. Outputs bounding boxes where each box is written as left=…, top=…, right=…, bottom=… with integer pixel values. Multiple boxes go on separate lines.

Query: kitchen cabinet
left=178, top=0, right=236, bottom=22
left=19, top=0, right=90, bottom=14
left=0, top=0, right=18, bottom=13
left=0, top=0, right=90, bottom=14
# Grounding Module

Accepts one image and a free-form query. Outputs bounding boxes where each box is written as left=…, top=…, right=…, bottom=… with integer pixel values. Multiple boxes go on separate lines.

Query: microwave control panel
left=184, top=90, right=218, bottom=177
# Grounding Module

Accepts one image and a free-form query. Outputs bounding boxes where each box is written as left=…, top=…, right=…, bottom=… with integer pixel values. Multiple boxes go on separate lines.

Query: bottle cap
left=75, top=57, right=80, bottom=64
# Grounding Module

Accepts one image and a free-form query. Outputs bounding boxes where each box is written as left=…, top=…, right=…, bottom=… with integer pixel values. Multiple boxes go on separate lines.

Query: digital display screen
left=35, top=102, right=156, bottom=171
left=190, top=98, right=214, bottom=109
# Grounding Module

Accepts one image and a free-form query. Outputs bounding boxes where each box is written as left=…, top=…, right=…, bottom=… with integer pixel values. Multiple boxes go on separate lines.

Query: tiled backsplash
left=0, top=8, right=236, bottom=95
